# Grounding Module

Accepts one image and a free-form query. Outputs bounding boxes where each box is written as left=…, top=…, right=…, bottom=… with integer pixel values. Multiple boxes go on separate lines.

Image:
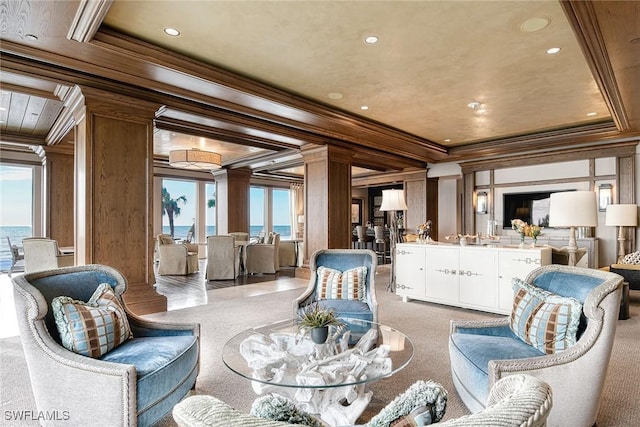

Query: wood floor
left=153, top=259, right=299, bottom=311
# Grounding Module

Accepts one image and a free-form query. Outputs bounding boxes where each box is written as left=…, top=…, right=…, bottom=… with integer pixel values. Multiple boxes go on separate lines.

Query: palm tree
left=207, top=190, right=216, bottom=208
left=162, top=187, right=187, bottom=238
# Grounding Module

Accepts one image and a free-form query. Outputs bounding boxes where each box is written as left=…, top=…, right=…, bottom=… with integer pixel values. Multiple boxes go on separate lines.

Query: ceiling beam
left=561, top=0, right=631, bottom=131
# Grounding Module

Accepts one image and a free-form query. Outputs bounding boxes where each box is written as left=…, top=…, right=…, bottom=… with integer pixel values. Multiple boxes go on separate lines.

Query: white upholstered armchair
left=157, top=234, right=199, bottom=276
left=206, top=235, right=241, bottom=280
left=245, top=232, right=280, bottom=274
left=449, top=265, right=622, bottom=427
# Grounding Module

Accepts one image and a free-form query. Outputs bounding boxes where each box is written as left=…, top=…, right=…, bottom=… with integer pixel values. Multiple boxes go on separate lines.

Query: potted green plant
left=297, top=302, right=343, bottom=344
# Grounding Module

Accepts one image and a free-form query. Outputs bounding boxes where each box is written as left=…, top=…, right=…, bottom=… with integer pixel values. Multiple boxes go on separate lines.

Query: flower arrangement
left=511, top=219, right=543, bottom=246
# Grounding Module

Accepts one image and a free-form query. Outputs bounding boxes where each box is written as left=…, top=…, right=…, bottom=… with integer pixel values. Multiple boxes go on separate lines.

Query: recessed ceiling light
left=520, top=17, right=550, bottom=33
left=467, top=100, right=482, bottom=110
left=587, top=112, right=597, bottom=116
left=25, top=34, right=38, bottom=41
left=360, top=105, right=369, bottom=110
left=0, top=107, right=6, bottom=111
left=444, top=139, right=451, bottom=142
left=364, top=35, right=379, bottom=44
left=328, top=92, right=343, bottom=100
left=164, top=27, right=180, bottom=36
left=546, top=47, right=561, bottom=54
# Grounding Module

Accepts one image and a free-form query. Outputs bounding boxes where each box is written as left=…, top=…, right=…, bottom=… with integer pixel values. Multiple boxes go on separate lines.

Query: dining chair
left=206, top=235, right=241, bottom=280
left=22, top=237, right=74, bottom=274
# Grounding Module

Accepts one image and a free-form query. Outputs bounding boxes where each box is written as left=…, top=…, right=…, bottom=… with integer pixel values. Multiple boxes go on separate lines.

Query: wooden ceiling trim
left=561, top=1, right=630, bottom=131
left=459, top=140, right=638, bottom=173
left=0, top=82, right=59, bottom=100
left=2, top=42, right=440, bottom=164
left=89, top=29, right=447, bottom=160
left=0, top=131, right=46, bottom=146
left=154, top=117, right=295, bottom=152
left=447, top=121, right=624, bottom=161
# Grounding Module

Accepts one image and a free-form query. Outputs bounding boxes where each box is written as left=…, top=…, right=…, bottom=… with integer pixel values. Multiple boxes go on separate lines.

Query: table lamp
left=549, top=191, right=597, bottom=266
left=605, top=204, right=638, bottom=263
left=379, top=189, right=408, bottom=292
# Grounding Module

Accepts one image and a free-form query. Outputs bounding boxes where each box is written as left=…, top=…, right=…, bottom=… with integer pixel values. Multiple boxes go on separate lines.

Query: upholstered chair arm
left=126, top=313, right=200, bottom=338
left=173, top=395, right=306, bottom=427
left=293, top=285, right=317, bottom=318
left=56, top=253, right=74, bottom=268
left=439, top=375, right=552, bottom=427
left=159, top=244, right=189, bottom=256
left=449, top=318, right=510, bottom=335
left=184, top=242, right=199, bottom=253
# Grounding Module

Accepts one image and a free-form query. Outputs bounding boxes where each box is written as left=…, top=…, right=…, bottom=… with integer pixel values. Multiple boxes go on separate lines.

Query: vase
left=310, top=326, right=329, bottom=344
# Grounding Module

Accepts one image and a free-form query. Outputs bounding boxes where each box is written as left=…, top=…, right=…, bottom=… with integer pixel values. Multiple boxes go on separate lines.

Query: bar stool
left=373, top=225, right=388, bottom=264
left=355, top=225, right=372, bottom=249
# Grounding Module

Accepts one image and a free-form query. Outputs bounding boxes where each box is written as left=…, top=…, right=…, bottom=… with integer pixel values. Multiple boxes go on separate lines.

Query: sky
left=0, top=165, right=33, bottom=226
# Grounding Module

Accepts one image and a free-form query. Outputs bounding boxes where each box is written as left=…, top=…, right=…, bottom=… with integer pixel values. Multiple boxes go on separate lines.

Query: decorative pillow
left=52, top=283, right=133, bottom=358
left=621, top=251, right=640, bottom=265
left=250, top=395, right=322, bottom=427
left=316, top=266, right=367, bottom=301
left=510, top=278, right=582, bottom=354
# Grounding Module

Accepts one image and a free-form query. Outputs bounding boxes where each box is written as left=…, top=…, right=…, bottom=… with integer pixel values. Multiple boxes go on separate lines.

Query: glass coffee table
left=222, top=318, right=413, bottom=426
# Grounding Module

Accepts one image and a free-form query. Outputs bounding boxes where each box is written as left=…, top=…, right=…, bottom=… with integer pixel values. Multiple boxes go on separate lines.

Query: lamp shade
left=549, top=191, right=597, bottom=227
left=605, top=204, right=638, bottom=226
left=169, top=148, right=222, bottom=170
left=379, top=189, right=408, bottom=211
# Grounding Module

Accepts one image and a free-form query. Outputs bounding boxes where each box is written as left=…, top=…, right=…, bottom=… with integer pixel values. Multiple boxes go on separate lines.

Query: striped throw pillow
left=316, top=266, right=367, bottom=301
left=510, top=278, right=582, bottom=354
left=52, top=283, right=133, bottom=358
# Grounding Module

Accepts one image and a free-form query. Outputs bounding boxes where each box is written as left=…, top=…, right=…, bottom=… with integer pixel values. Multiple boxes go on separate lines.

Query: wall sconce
left=476, top=191, right=488, bottom=215
left=598, top=184, right=612, bottom=211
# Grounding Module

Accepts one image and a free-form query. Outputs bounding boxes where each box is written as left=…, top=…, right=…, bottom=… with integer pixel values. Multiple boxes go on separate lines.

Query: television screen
left=502, top=191, right=573, bottom=229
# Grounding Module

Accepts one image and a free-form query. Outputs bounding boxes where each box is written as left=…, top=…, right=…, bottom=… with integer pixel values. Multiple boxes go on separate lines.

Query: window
left=206, top=182, right=216, bottom=237
left=272, top=188, right=292, bottom=239
left=161, top=179, right=196, bottom=240
left=250, top=186, right=265, bottom=237
left=250, top=186, right=291, bottom=239
left=0, top=164, right=34, bottom=269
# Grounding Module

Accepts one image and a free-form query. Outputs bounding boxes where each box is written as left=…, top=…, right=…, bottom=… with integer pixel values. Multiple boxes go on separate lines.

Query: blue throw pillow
left=510, top=278, right=582, bottom=354
left=52, top=283, right=133, bottom=358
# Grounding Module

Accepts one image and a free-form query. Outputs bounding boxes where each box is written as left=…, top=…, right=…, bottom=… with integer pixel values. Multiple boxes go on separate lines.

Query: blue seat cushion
left=449, top=332, right=544, bottom=405
left=315, top=299, right=373, bottom=322
left=101, top=335, right=198, bottom=419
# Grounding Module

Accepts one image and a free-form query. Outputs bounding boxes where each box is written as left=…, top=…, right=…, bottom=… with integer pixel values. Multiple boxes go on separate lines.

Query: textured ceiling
left=103, top=0, right=610, bottom=149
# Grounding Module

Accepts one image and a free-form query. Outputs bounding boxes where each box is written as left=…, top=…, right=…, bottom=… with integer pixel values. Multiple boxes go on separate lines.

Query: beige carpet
left=2, top=267, right=639, bottom=426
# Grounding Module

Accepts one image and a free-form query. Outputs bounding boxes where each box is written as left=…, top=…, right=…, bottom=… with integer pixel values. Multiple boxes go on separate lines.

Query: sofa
left=172, top=374, right=552, bottom=427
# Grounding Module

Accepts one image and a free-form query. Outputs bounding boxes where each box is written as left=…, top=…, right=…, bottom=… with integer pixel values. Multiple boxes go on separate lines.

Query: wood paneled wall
left=301, top=144, right=352, bottom=263
left=41, top=145, right=74, bottom=247
left=212, top=168, right=251, bottom=234
left=74, top=86, right=166, bottom=314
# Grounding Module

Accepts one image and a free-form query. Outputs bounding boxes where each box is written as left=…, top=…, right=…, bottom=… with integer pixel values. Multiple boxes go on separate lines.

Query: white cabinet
left=425, top=245, right=459, bottom=304
left=395, top=244, right=426, bottom=301
left=458, top=247, right=498, bottom=310
left=497, top=247, right=552, bottom=313
left=395, top=243, right=551, bottom=315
